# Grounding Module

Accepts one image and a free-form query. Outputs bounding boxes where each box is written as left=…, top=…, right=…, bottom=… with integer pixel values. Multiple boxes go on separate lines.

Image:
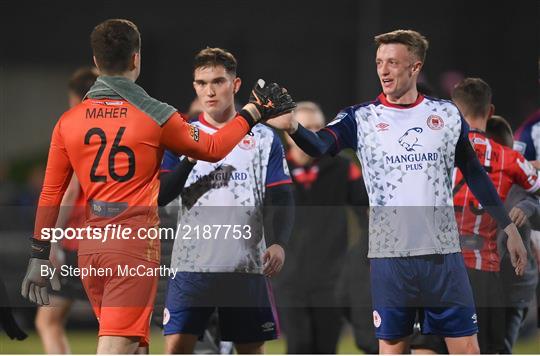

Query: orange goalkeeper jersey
left=35, top=98, right=252, bottom=262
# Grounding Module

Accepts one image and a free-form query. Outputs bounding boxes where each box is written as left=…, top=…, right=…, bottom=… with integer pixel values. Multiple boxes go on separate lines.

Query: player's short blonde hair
left=374, top=30, right=429, bottom=63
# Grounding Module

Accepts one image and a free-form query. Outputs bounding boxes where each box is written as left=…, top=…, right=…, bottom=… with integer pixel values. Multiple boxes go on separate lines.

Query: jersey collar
left=377, top=93, right=424, bottom=109
left=198, top=113, right=220, bottom=130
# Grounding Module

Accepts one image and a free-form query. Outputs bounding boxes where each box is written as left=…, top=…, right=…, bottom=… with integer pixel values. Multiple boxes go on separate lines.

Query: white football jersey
left=327, top=94, right=464, bottom=257
left=161, top=115, right=291, bottom=273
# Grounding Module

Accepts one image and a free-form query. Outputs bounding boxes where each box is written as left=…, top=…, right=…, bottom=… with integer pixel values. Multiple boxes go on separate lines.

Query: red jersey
left=34, top=98, right=252, bottom=262
left=453, top=129, right=540, bottom=271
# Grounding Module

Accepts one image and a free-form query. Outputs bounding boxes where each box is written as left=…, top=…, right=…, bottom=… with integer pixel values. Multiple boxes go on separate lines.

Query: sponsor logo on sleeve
left=188, top=125, right=200, bottom=142
left=261, top=321, right=275, bottom=332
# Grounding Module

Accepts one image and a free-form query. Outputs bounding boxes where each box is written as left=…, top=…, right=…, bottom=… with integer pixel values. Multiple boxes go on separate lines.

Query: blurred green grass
left=0, top=329, right=539, bottom=354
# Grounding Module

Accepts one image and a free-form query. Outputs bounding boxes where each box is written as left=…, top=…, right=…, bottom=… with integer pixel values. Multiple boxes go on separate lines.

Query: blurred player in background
left=267, top=29, right=527, bottom=354
left=513, top=109, right=540, bottom=161
left=451, top=78, right=540, bottom=353
left=159, top=47, right=294, bottom=354
left=272, top=101, right=370, bottom=353
left=35, top=67, right=98, bottom=354
left=20, top=19, right=295, bottom=354
left=411, top=79, right=540, bottom=354
left=487, top=115, right=540, bottom=353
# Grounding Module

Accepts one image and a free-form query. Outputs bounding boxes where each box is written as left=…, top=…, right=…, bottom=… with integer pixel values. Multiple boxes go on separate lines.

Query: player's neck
left=385, top=87, right=419, bottom=105
left=466, top=117, right=487, bottom=132
left=203, top=105, right=237, bottom=128
left=100, top=70, right=137, bottom=82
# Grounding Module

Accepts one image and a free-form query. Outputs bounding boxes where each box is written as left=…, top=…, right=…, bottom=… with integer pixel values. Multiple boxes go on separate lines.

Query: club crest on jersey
left=239, top=135, right=256, bottom=150
left=373, top=310, right=382, bottom=328
left=427, top=115, right=444, bottom=130
left=188, top=125, right=200, bottom=142
left=398, top=127, right=423, bottom=152
left=376, top=122, right=390, bottom=131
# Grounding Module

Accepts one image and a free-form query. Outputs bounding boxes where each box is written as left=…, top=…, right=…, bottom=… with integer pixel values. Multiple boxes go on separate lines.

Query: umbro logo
left=376, top=122, right=390, bottom=131
left=261, top=322, right=275, bottom=332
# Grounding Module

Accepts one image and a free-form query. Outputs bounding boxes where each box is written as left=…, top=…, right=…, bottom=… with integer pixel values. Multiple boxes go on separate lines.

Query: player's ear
left=233, top=77, right=241, bottom=94
left=130, top=51, right=140, bottom=71
left=488, top=104, right=495, bottom=118
left=92, top=56, right=101, bottom=74
left=412, top=61, right=422, bottom=74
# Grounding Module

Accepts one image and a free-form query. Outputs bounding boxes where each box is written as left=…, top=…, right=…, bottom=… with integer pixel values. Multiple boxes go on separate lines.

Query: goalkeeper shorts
left=79, top=253, right=159, bottom=347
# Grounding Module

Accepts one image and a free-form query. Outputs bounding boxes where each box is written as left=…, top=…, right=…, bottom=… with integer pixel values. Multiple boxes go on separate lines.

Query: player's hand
left=262, top=244, right=285, bottom=278
left=21, top=258, right=60, bottom=305
left=504, top=223, right=527, bottom=276
left=509, top=207, right=529, bottom=228
left=248, top=79, right=296, bottom=121
left=529, top=160, right=540, bottom=170
left=49, top=243, right=65, bottom=269
left=266, top=112, right=299, bottom=134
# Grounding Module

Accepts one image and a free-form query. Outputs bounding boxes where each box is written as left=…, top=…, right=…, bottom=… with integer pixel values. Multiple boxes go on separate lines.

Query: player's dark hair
left=486, top=115, right=513, bottom=148
left=451, top=78, right=493, bottom=118
left=68, top=67, right=98, bottom=99
left=194, top=48, right=237, bottom=76
left=90, top=19, right=141, bottom=74
left=374, top=29, right=429, bottom=63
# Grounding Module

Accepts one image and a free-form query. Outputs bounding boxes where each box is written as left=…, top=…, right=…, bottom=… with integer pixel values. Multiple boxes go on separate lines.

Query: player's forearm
left=34, top=128, right=74, bottom=241
left=456, top=140, right=512, bottom=229
left=158, top=158, right=196, bottom=206
left=289, top=124, right=335, bottom=157
left=54, top=175, right=80, bottom=228
left=34, top=181, right=72, bottom=241
left=161, top=111, right=256, bottom=163
left=264, top=184, right=295, bottom=247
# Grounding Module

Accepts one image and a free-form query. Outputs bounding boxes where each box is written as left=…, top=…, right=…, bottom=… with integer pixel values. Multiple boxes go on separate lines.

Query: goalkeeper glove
left=249, top=79, right=296, bottom=120
left=20, top=240, right=60, bottom=305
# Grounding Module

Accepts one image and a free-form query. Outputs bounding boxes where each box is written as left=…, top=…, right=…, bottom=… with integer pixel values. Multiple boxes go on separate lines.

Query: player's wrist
left=240, top=104, right=261, bottom=125
left=287, top=119, right=299, bottom=135
left=30, top=238, right=51, bottom=260
left=504, top=223, right=520, bottom=238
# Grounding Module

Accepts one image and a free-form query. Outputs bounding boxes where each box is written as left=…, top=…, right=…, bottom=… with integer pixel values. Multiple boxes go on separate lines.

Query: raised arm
left=160, top=110, right=257, bottom=163
left=269, top=107, right=358, bottom=157
left=161, top=80, right=296, bottom=162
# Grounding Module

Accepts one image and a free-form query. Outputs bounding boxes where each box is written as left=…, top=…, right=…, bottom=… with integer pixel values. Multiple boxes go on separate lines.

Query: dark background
left=0, top=1, right=538, bottom=347
left=0, top=0, right=538, bottom=164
